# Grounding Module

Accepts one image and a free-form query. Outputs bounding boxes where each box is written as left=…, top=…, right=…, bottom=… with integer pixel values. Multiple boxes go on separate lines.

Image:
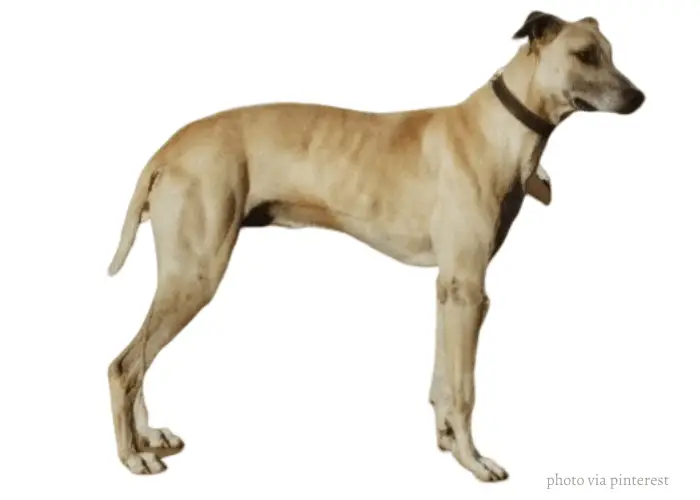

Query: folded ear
left=525, top=165, right=552, bottom=205
left=579, top=16, right=599, bottom=29
left=513, top=11, right=565, bottom=45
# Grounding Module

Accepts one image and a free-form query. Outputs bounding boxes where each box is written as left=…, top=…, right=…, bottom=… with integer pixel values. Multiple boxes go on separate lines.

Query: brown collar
left=491, top=73, right=555, bottom=138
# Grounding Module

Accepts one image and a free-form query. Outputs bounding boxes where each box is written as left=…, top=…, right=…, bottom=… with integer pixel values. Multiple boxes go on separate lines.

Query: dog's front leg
left=431, top=287, right=492, bottom=453
left=430, top=282, right=453, bottom=451
left=432, top=234, right=507, bottom=481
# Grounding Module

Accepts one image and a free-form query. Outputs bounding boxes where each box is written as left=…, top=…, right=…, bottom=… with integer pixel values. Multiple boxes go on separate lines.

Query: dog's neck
left=464, top=46, right=569, bottom=189
left=500, top=45, right=573, bottom=125
left=491, top=74, right=554, bottom=138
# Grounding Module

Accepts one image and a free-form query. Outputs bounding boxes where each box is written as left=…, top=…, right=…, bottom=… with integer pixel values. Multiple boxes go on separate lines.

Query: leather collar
left=491, top=73, right=555, bottom=138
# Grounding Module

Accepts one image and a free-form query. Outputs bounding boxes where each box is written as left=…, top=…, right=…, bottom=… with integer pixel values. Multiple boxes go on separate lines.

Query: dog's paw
left=138, top=427, right=184, bottom=457
left=474, top=456, right=509, bottom=482
left=123, top=451, right=167, bottom=475
left=455, top=452, right=509, bottom=482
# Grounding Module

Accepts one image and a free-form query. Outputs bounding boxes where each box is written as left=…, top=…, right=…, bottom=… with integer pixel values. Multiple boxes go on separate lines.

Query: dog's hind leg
left=108, top=161, right=247, bottom=474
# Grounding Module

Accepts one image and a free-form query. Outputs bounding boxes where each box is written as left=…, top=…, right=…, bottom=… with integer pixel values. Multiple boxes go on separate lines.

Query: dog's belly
left=242, top=199, right=438, bottom=267
left=338, top=222, right=437, bottom=266
left=242, top=180, right=526, bottom=266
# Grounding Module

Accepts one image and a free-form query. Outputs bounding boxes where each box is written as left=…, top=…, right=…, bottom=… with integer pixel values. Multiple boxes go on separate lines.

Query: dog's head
left=513, top=11, right=645, bottom=116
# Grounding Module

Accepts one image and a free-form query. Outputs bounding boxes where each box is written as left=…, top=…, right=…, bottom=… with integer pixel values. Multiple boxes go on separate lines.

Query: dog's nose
left=618, top=88, right=645, bottom=114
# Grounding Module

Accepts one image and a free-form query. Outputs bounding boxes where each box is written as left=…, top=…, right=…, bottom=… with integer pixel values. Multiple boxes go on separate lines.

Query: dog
left=107, top=11, right=644, bottom=480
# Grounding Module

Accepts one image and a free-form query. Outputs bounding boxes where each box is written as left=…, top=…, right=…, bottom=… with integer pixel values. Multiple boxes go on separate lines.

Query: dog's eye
left=574, top=46, right=599, bottom=66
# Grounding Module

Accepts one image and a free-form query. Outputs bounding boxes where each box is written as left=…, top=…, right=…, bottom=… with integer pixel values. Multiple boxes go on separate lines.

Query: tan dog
left=107, top=11, right=644, bottom=480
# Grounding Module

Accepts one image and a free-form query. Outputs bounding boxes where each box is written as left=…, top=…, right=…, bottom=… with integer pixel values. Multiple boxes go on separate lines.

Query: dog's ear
left=579, top=16, right=599, bottom=29
left=513, top=11, right=564, bottom=45
left=525, top=165, right=552, bottom=206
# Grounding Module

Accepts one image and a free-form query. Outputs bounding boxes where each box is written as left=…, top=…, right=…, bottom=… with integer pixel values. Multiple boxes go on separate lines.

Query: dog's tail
left=107, top=160, right=160, bottom=276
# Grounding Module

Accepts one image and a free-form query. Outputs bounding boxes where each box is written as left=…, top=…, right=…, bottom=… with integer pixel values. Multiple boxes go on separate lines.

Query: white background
left=2, top=1, right=699, bottom=498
